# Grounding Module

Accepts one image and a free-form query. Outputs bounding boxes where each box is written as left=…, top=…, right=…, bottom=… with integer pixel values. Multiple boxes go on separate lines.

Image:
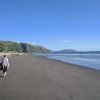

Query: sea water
left=36, top=54, right=100, bottom=71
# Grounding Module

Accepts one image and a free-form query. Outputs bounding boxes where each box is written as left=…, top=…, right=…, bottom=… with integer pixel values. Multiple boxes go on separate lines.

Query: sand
left=0, top=55, right=100, bottom=100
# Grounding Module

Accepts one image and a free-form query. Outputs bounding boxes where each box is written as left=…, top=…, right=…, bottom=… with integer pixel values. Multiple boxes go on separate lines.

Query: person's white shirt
left=2, top=56, right=9, bottom=68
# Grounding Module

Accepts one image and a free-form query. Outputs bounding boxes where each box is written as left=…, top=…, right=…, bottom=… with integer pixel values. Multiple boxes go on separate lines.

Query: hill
left=0, top=41, right=52, bottom=53
left=54, top=49, right=100, bottom=54
left=54, top=49, right=78, bottom=54
left=0, top=41, right=100, bottom=54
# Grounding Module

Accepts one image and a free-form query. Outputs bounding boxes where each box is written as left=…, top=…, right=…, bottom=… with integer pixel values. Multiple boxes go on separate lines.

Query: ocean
left=35, top=54, right=100, bottom=71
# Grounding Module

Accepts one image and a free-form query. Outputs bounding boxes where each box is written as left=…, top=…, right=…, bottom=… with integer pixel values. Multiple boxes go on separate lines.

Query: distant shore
left=0, top=52, right=24, bottom=56
left=0, top=55, right=100, bottom=100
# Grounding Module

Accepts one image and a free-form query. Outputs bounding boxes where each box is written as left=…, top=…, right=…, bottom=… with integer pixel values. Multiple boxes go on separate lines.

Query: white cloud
left=58, top=40, right=72, bottom=43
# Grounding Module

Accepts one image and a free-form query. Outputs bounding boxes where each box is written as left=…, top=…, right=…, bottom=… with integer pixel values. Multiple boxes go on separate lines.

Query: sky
left=0, top=0, right=100, bottom=51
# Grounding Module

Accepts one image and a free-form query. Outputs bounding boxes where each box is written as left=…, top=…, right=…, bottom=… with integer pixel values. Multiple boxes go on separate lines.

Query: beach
left=0, top=55, right=100, bottom=100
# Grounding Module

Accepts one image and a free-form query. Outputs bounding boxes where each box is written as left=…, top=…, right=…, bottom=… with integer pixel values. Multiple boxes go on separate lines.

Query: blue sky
left=0, top=0, right=100, bottom=50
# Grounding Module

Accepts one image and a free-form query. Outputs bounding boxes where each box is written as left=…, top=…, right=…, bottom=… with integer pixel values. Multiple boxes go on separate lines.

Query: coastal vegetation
left=0, top=41, right=52, bottom=53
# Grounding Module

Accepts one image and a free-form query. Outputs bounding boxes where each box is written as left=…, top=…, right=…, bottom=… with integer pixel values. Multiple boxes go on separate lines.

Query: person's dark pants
left=3, top=66, right=7, bottom=74
left=0, top=63, right=3, bottom=70
left=0, top=63, right=7, bottom=73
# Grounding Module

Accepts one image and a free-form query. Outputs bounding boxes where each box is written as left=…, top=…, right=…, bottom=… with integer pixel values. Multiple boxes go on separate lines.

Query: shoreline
left=35, top=55, right=100, bottom=73
left=0, top=52, right=100, bottom=72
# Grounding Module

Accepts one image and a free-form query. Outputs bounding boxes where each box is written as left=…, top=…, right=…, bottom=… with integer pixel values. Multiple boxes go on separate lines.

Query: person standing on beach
left=2, top=55, right=9, bottom=77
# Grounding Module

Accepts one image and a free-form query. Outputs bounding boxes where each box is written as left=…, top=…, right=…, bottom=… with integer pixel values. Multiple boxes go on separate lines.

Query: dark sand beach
left=0, top=55, right=100, bottom=100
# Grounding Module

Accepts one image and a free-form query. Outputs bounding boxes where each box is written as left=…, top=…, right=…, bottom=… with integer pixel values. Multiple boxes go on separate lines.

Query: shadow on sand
left=0, top=75, right=4, bottom=77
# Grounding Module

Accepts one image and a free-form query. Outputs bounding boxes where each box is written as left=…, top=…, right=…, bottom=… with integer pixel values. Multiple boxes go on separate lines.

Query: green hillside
left=0, top=41, right=52, bottom=53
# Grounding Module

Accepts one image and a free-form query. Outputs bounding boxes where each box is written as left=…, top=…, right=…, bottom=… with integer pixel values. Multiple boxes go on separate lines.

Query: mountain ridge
left=0, top=41, right=100, bottom=54
left=54, top=49, right=100, bottom=54
left=0, top=41, right=52, bottom=53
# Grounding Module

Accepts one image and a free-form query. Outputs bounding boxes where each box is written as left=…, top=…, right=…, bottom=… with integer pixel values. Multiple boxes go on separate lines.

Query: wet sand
left=0, top=55, right=100, bottom=100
